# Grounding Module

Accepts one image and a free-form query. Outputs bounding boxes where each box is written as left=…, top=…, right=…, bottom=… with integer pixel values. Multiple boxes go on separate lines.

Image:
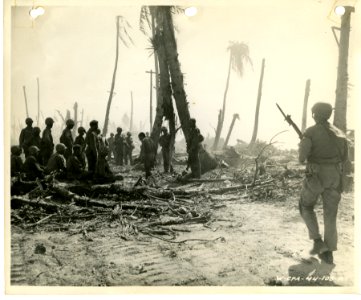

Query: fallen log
left=11, top=197, right=61, bottom=213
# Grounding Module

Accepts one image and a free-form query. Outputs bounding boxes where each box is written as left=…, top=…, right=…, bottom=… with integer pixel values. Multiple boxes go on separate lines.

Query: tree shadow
left=287, top=256, right=338, bottom=286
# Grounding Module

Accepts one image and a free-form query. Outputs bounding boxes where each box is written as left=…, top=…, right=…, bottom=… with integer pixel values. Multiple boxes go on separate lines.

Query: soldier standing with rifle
left=19, top=117, right=34, bottom=158
left=41, top=117, right=55, bottom=165
left=277, top=102, right=348, bottom=264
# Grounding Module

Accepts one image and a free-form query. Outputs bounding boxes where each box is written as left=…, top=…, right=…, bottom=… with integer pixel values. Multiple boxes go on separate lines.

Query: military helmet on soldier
left=161, top=126, right=168, bottom=132
left=66, top=119, right=75, bottom=126
left=90, top=120, right=98, bottom=127
left=78, top=126, right=86, bottom=134
left=55, top=143, right=67, bottom=153
left=311, top=102, right=333, bottom=120
left=25, top=117, right=33, bottom=125
left=45, top=117, right=54, bottom=126
left=33, top=127, right=41, bottom=135
left=126, top=132, right=131, bottom=136
left=117, top=127, right=122, bottom=133
left=11, top=145, right=22, bottom=155
left=29, top=145, right=40, bottom=155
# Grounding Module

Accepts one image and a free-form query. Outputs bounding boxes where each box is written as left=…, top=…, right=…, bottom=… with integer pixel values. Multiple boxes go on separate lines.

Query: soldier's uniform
left=298, top=102, right=348, bottom=264
left=187, top=119, right=203, bottom=179
left=107, top=133, right=115, bottom=160
left=114, top=128, right=124, bottom=165
left=66, top=145, right=87, bottom=180
left=94, top=147, right=115, bottom=184
left=19, top=118, right=34, bottom=158
left=74, top=127, right=87, bottom=167
left=11, top=146, right=23, bottom=177
left=85, top=121, right=99, bottom=174
left=124, top=133, right=134, bottom=165
left=41, top=118, right=55, bottom=165
left=159, top=128, right=171, bottom=172
left=139, top=135, right=155, bottom=178
left=23, top=146, right=44, bottom=181
left=60, top=121, right=74, bottom=160
left=45, top=144, right=67, bottom=178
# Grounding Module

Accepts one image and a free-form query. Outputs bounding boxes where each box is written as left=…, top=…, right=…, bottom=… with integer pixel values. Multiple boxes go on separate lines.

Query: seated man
left=11, top=145, right=23, bottom=177
left=93, top=148, right=116, bottom=184
left=22, top=146, right=44, bottom=181
left=66, top=144, right=89, bottom=180
left=45, top=143, right=67, bottom=179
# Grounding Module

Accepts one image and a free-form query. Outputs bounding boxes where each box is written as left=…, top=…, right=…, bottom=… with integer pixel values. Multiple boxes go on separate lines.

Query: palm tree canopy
left=227, top=41, right=253, bottom=77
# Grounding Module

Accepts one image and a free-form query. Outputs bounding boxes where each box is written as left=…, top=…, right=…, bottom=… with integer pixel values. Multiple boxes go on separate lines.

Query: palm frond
left=227, top=41, right=252, bottom=77
left=139, top=6, right=152, bottom=36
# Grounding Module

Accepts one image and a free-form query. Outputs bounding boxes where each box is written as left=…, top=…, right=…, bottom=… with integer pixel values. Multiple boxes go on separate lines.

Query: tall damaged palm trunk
left=213, top=56, right=232, bottom=150
left=160, top=7, right=217, bottom=172
left=301, top=79, right=311, bottom=133
left=250, top=58, right=265, bottom=144
left=223, top=113, right=239, bottom=148
left=103, top=16, right=120, bottom=137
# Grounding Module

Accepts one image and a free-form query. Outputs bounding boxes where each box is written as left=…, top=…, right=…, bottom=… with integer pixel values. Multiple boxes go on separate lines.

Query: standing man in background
left=41, top=117, right=55, bottom=165
left=19, top=117, right=34, bottom=158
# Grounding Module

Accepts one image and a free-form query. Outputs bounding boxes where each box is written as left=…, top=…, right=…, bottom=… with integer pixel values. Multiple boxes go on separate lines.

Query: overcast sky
left=10, top=0, right=360, bottom=148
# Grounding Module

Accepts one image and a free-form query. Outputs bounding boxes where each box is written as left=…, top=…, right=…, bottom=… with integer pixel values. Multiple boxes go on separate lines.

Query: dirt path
left=10, top=190, right=354, bottom=286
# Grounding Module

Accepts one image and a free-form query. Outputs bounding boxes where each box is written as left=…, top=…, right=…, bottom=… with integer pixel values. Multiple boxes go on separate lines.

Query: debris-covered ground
left=10, top=150, right=354, bottom=286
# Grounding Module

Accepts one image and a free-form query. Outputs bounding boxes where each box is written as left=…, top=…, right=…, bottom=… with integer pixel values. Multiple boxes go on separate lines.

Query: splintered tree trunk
left=148, top=70, right=153, bottom=132
left=73, top=102, right=78, bottom=135
left=214, top=109, right=222, bottom=147
left=160, top=7, right=218, bottom=172
left=81, top=109, right=84, bottom=127
left=213, top=54, right=232, bottom=150
left=130, top=91, right=134, bottom=132
left=333, top=6, right=354, bottom=132
left=22, top=86, right=29, bottom=118
left=37, top=78, right=40, bottom=126
left=150, top=30, right=170, bottom=150
left=250, top=58, right=265, bottom=144
left=301, top=79, right=311, bottom=133
left=103, top=16, right=120, bottom=137
left=223, top=113, right=239, bottom=148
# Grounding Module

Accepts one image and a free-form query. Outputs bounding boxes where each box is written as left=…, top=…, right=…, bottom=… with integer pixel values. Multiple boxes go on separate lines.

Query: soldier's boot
left=318, top=251, right=334, bottom=264
left=310, top=238, right=328, bottom=255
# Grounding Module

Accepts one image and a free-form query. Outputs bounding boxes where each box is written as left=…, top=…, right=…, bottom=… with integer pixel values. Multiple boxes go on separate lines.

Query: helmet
left=89, top=120, right=98, bottom=127
left=161, top=126, right=167, bottom=132
left=45, top=117, right=54, bottom=126
left=110, top=133, right=115, bottom=137
left=33, top=127, right=41, bottom=135
left=11, top=145, right=22, bottom=155
left=55, top=143, right=67, bottom=153
left=117, top=127, right=122, bottom=133
left=29, top=145, right=40, bottom=155
left=78, top=126, right=86, bottom=134
left=311, top=102, right=333, bottom=120
left=73, top=144, right=82, bottom=151
left=66, top=119, right=75, bottom=126
left=126, top=132, right=131, bottom=136
left=25, top=118, right=33, bottom=125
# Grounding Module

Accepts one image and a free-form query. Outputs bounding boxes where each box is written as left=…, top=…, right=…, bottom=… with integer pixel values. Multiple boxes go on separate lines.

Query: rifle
left=276, top=103, right=303, bottom=139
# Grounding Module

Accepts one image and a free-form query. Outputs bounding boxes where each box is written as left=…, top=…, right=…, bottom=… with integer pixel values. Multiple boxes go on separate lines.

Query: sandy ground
left=10, top=162, right=355, bottom=286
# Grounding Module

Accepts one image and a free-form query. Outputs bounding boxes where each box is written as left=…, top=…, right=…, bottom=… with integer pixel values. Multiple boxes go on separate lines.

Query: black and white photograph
left=3, top=0, right=360, bottom=293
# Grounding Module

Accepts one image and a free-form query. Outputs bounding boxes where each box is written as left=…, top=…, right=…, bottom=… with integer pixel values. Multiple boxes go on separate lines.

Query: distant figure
left=11, top=146, right=23, bottom=177
left=187, top=118, right=204, bottom=179
left=22, top=146, right=44, bottom=181
left=138, top=132, right=155, bottom=178
left=19, top=117, right=34, bottom=158
left=298, top=102, right=349, bottom=265
left=145, top=132, right=150, bottom=138
left=94, top=147, right=115, bottom=184
left=41, top=117, right=55, bottom=165
left=45, top=143, right=67, bottom=179
left=114, top=127, right=124, bottom=166
left=74, top=126, right=87, bottom=167
left=124, top=132, right=134, bottom=165
left=85, top=120, right=99, bottom=174
left=60, top=119, right=75, bottom=160
left=159, top=126, right=171, bottom=173
left=66, top=144, right=87, bottom=180
left=107, top=133, right=115, bottom=160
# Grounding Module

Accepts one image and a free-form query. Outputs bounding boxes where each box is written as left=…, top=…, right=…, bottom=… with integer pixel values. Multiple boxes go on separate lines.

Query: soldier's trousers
left=115, top=149, right=123, bottom=165
left=124, top=150, right=132, bottom=165
left=299, top=163, right=341, bottom=251
left=41, top=149, right=53, bottom=166
left=86, top=151, right=97, bottom=174
left=162, top=149, right=170, bottom=172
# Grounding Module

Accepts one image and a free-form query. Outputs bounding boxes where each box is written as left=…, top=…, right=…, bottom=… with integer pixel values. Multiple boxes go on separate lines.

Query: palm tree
left=250, top=58, right=265, bottom=144
left=102, top=16, right=133, bottom=137
left=212, top=41, right=252, bottom=150
left=301, top=79, right=311, bottom=133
